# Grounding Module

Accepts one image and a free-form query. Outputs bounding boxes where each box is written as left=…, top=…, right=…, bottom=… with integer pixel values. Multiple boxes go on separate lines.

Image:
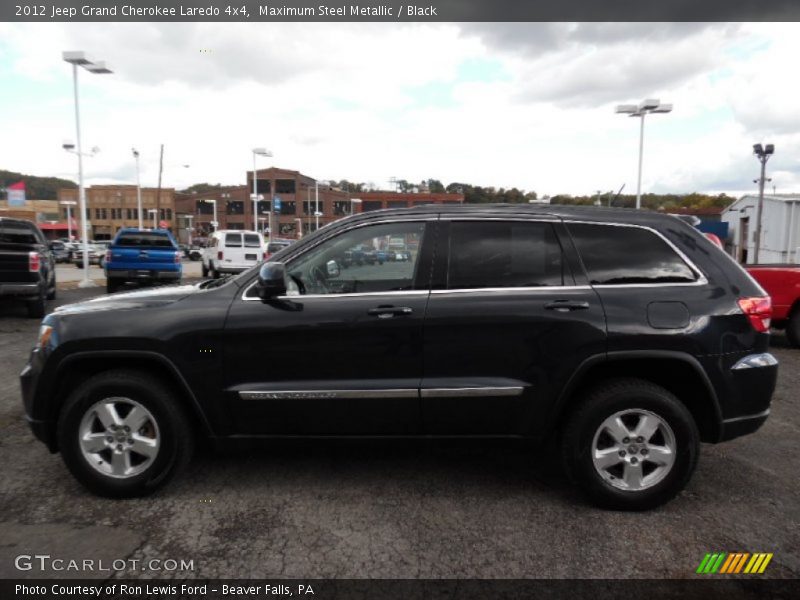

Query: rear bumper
left=106, top=268, right=181, bottom=280
left=0, top=282, right=39, bottom=297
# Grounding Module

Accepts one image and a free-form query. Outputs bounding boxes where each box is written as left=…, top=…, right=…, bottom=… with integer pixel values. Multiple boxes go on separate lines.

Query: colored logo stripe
left=698, top=552, right=772, bottom=574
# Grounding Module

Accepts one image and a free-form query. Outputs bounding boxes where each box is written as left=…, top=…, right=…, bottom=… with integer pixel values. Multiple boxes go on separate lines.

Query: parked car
left=202, top=230, right=265, bottom=278
left=72, top=244, right=106, bottom=268
left=0, top=217, right=56, bottom=317
left=746, top=265, right=800, bottom=347
left=265, top=240, right=291, bottom=259
left=48, top=241, right=71, bottom=263
left=20, top=205, right=777, bottom=509
left=104, top=228, right=182, bottom=294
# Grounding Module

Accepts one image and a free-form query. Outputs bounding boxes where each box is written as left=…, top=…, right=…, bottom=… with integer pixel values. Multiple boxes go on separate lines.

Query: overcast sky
left=1, top=22, right=799, bottom=197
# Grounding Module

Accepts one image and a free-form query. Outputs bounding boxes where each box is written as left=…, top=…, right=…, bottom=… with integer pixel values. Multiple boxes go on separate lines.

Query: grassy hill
left=1, top=169, right=77, bottom=200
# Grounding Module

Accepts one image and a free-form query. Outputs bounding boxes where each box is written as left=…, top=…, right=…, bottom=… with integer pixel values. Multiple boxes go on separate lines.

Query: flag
left=7, top=181, right=26, bottom=207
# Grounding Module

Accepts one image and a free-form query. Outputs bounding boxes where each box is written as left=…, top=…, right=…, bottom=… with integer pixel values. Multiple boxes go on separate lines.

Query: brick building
left=174, top=167, right=464, bottom=244
left=56, top=185, right=177, bottom=240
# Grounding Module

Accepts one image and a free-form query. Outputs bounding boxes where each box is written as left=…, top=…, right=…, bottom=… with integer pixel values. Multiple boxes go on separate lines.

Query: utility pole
left=156, top=143, right=164, bottom=225
left=753, top=143, right=775, bottom=264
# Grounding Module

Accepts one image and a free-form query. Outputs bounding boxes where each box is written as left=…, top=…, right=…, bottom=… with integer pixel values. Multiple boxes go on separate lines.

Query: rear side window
left=115, top=232, right=175, bottom=248
left=0, top=221, right=39, bottom=245
left=567, top=223, right=698, bottom=285
left=243, top=234, right=261, bottom=248
left=225, top=233, right=242, bottom=247
left=447, top=221, right=567, bottom=289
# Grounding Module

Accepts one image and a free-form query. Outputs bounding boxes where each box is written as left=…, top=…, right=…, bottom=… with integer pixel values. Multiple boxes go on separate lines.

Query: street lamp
left=132, top=148, right=143, bottom=229
left=251, top=147, right=273, bottom=232
left=63, top=51, right=112, bottom=287
left=615, top=98, right=672, bottom=210
left=350, top=198, right=362, bottom=215
left=753, top=143, right=775, bottom=264
left=59, top=200, right=77, bottom=241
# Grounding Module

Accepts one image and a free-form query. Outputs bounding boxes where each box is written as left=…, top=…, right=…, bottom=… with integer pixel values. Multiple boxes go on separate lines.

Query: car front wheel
left=561, top=378, right=699, bottom=511
left=57, top=369, right=194, bottom=497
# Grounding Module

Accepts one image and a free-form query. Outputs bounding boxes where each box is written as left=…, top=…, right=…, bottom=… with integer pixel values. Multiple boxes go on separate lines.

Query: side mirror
left=256, top=262, right=287, bottom=300
left=326, top=259, right=340, bottom=278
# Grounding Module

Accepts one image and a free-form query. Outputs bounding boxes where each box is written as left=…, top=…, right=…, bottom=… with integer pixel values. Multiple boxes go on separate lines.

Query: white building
left=721, top=194, right=800, bottom=264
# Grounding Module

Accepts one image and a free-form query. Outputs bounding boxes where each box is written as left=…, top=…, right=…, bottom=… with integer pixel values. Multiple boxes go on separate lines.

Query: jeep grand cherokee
left=20, top=205, right=777, bottom=510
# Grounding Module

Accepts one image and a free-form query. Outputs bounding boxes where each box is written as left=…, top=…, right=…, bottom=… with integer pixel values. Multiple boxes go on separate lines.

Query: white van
left=202, top=230, right=264, bottom=278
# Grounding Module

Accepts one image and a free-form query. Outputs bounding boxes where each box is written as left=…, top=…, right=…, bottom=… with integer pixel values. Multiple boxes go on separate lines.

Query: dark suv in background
left=0, top=217, right=56, bottom=317
left=20, top=205, right=777, bottom=509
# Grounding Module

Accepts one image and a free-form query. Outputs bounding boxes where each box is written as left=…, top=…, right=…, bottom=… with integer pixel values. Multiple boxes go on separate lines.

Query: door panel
left=222, top=219, right=434, bottom=435
left=421, top=219, right=607, bottom=435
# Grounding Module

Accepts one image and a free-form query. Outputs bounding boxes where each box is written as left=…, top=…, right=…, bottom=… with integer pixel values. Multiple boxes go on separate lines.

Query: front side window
left=567, top=223, right=698, bottom=285
left=283, top=221, right=426, bottom=296
left=447, top=221, right=567, bottom=289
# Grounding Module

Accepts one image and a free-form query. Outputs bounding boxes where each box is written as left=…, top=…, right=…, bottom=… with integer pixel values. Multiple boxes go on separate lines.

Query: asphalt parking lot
left=0, top=282, right=798, bottom=580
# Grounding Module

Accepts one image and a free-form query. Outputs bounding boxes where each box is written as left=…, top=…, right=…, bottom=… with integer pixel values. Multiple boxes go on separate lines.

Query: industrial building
left=721, top=194, right=800, bottom=264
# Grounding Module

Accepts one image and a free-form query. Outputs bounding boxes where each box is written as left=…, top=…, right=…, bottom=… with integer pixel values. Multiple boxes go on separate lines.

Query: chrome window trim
left=431, top=285, right=592, bottom=295
left=242, top=287, right=430, bottom=301
left=561, top=219, right=709, bottom=287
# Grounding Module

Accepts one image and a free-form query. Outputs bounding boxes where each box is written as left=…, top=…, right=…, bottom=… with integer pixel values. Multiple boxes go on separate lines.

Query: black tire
left=57, top=369, right=194, bottom=498
left=106, top=279, right=120, bottom=294
left=201, top=262, right=209, bottom=278
left=209, top=262, right=220, bottom=279
left=786, top=308, right=800, bottom=348
left=26, top=287, right=46, bottom=318
left=46, top=278, right=56, bottom=301
left=75, top=263, right=83, bottom=269
left=561, top=378, right=699, bottom=511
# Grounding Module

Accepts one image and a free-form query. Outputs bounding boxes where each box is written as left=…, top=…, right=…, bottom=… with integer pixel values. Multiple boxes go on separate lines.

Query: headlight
left=36, top=325, right=53, bottom=350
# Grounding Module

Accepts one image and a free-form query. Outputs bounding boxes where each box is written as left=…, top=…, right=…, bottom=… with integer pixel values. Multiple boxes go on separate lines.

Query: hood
left=53, top=283, right=202, bottom=316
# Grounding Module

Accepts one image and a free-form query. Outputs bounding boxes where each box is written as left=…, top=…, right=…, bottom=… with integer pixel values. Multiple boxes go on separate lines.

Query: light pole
left=251, top=148, right=272, bottom=231
left=753, top=143, right=775, bottom=264
left=203, top=199, right=218, bottom=232
left=350, top=198, right=362, bottom=215
left=63, top=51, right=112, bottom=287
left=314, top=180, right=321, bottom=230
left=615, top=99, right=672, bottom=210
left=132, top=148, right=143, bottom=229
left=184, top=214, right=194, bottom=245
left=60, top=200, right=77, bottom=241
left=148, top=209, right=158, bottom=229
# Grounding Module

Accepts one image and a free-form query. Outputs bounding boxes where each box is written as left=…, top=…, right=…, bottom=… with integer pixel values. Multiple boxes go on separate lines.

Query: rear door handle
left=544, top=300, right=590, bottom=312
left=367, top=306, right=414, bottom=318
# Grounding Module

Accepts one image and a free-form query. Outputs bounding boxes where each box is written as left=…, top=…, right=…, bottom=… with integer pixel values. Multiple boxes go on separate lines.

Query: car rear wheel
left=786, top=309, right=800, bottom=348
left=561, top=378, right=699, bottom=511
left=106, top=279, right=121, bottom=294
left=26, top=287, right=46, bottom=318
left=57, top=369, right=194, bottom=497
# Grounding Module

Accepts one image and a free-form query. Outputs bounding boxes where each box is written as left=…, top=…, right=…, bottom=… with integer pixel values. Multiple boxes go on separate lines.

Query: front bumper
left=20, top=355, right=57, bottom=451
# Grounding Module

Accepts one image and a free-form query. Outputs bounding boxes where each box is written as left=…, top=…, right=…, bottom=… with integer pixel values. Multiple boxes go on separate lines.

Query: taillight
left=738, top=297, right=772, bottom=333
left=217, top=251, right=223, bottom=260
left=175, top=251, right=182, bottom=264
left=28, top=252, right=40, bottom=272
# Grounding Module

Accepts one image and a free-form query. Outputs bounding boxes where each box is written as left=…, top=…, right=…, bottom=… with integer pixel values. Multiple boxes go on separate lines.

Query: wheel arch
left=46, top=351, right=214, bottom=452
left=550, top=351, right=723, bottom=443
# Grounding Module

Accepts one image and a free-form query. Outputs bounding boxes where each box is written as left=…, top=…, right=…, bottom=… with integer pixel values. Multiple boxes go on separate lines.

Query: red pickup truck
left=747, top=265, right=800, bottom=347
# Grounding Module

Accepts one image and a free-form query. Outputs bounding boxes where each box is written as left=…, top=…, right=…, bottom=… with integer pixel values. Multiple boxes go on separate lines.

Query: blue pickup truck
left=104, top=228, right=182, bottom=293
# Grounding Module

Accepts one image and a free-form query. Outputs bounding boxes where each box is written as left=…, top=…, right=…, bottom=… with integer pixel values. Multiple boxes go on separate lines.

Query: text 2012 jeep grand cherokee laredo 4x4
left=20, top=205, right=777, bottom=510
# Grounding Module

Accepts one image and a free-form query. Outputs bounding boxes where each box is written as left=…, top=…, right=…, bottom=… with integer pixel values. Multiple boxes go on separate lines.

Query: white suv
left=202, top=230, right=264, bottom=278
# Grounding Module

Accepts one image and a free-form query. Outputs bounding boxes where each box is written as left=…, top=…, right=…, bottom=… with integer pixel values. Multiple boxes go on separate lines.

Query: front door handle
left=367, top=306, right=413, bottom=318
left=544, top=300, right=590, bottom=312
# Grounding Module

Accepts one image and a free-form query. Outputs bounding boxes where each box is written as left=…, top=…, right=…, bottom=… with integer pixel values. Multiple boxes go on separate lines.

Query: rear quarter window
left=0, top=221, right=39, bottom=245
left=567, top=223, right=698, bottom=285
